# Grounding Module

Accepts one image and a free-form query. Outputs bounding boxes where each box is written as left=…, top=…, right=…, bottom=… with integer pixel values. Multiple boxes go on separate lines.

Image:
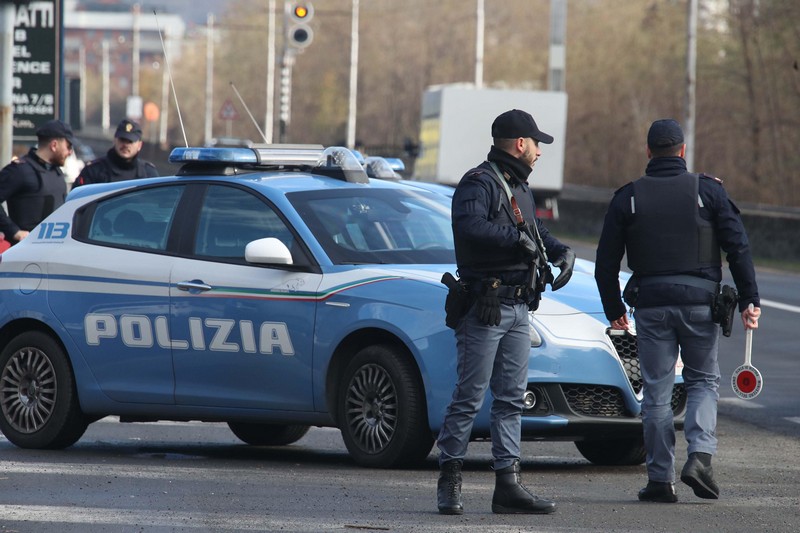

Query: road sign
left=218, top=99, right=240, bottom=121
left=12, top=0, right=63, bottom=141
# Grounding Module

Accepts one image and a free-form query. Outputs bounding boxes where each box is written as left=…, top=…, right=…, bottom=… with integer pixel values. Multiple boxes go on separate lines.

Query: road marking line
left=760, top=298, right=800, bottom=314
left=783, top=417, right=800, bottom=425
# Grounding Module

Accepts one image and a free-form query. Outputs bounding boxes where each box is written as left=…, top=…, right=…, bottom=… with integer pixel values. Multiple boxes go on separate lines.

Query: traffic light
left=287, top=2, right=314, bottom=49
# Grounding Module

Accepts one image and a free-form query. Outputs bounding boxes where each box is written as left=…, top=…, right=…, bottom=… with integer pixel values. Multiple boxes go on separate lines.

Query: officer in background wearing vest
left=436, top=109, right=575, bottom=516
left=0, top=119, right=73, bottom=244
left=72, top=119, right=158, bottom=188
left=594, top=119, right=761, bottom=503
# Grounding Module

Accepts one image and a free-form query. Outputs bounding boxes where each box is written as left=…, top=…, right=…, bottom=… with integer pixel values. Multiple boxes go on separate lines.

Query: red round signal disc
left=731, top=364, right=763, bottom=400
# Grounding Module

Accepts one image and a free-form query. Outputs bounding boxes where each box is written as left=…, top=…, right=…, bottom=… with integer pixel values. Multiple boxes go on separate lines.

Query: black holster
left=441, top=272, right=471, bottom=329
left=623, top=276, right=639, bottom=307
left=712, top=284, right=738, bottom=337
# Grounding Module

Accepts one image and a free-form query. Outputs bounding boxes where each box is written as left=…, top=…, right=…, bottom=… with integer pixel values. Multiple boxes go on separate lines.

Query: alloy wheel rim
left=345, top=363, right=398, bottom=453
left=1, top=348, right=57, bottom=434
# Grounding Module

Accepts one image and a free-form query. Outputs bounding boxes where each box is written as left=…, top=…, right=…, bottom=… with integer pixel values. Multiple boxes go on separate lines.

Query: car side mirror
left=245, top=237, right=293, bottom=265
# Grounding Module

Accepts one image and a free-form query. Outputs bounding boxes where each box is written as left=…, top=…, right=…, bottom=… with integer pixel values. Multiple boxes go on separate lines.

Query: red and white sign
left=218, top=99, right=240, bottom=121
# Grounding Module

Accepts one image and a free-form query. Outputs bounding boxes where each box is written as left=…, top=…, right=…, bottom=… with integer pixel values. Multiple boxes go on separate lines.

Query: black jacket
left=0, top=148, right=67, bottom=240
left=452, top=146, right=568, bottom=284
left=595, top=156, right=759, bottom=321
left=73, top=148, right=158, bottom=188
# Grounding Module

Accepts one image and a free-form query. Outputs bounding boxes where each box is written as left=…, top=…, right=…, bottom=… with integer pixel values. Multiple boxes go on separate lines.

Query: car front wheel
left=337, top=344, right=433, bottom=468
left=575, top=436, right=647, bottom=466
left=0, top=331, right=88, bottom=449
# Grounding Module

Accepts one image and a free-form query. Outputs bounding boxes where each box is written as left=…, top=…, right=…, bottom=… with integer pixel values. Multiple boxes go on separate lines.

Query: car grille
left=608, top=330, right=643, bottom=394
left=562, top=384, right=627, bottom=417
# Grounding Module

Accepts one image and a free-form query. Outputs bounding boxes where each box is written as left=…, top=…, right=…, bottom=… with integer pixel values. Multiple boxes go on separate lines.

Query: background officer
left=72, top=119, right=158, bottom=188
left=594, top=118, right=761, bottom=503
left=0, top=119, right=73, bottom=244
left=436, top=109, right=575, bottom=515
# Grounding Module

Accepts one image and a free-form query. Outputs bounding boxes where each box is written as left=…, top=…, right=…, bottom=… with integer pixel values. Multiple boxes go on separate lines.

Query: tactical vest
left=7, top=155, right=67, bottom=231
left=626, top=172, right=720, bottom=275
left=454, top=165, right=532, bottom=274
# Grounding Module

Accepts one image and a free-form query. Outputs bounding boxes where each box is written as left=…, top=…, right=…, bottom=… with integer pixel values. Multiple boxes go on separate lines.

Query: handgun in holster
left=441, top=272, right=471, bottom=329
left=712, top=284, right=738, bottom=337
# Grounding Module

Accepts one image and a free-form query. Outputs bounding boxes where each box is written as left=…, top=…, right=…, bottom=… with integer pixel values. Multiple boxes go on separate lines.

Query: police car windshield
left=289, top=189, right=455, bottom=265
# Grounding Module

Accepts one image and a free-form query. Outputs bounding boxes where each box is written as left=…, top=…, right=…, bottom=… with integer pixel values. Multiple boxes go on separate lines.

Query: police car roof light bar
left=167, top=145, right=371, bottom=184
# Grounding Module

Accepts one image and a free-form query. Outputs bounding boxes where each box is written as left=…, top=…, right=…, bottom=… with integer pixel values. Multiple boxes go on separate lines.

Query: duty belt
left=470, top=282, right=528, bottom=300
left=638, top=274, right=719, bottom=293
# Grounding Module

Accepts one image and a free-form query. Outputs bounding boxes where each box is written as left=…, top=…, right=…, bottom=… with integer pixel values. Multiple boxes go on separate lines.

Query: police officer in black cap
left=594, top=118, right=761, bottom=503
left=0, top=119, right=74, bottom=244
left=72, top=119, right=158, bottom=188
left=436, top=109, right=575, bottom=515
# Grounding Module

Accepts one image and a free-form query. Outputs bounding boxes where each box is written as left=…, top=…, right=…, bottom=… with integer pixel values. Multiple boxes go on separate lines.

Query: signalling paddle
left=731, top=304, right=762, bottom=400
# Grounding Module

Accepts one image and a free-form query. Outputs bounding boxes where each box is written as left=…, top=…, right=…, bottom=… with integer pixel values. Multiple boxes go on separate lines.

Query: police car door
left=48, top=185, right=183, bottom=404
left=169, top=184, right=320, bottom=410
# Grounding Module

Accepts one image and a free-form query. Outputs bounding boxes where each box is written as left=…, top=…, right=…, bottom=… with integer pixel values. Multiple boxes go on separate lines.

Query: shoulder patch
left=700, top=172, right=723, bottom=184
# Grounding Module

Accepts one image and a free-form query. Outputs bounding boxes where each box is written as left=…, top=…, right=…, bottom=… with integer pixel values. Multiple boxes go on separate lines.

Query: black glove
left=518, top=231, right=537, bottom=259
left=550, top=249, right=575, bottom=291
left=474, top=279, right=501, bottom=326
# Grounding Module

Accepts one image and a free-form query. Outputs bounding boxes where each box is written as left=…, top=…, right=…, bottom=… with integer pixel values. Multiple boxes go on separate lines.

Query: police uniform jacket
left=452, top=145, right=568, bottom=286
left=594, top=156, right=760, bottom=322
left=72, top=148, right=158, bottom=188
left=0, top=147, right=67, bottom=240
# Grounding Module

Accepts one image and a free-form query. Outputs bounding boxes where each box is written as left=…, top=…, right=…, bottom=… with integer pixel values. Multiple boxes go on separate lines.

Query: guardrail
left=549, top=185, right=800, bottom=263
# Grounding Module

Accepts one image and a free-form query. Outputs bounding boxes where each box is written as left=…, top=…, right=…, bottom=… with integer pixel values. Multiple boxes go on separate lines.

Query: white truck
left=413, top=84, right=568, bottom=219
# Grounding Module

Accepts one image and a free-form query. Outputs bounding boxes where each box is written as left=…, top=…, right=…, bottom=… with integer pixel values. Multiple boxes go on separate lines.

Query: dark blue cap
left=115, top=119, right=143, bottom=142
left=36, top=119, right=74, bottom=145
left=647, top=119, right=684, bottom=148
left=492, top=109, right=554, bottom=144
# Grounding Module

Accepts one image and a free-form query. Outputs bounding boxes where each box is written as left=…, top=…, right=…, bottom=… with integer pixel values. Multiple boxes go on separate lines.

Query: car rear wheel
left=337, top=344, right=433, bottom=468
left=227, top=422, right=310, bottom=446
left=575, top=436, right=647, bottom=466
left=0, top=331, right=88, bottom=449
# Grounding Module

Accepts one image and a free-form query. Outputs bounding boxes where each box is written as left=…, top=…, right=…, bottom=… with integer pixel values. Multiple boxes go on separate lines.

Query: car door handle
left=176, top=280, right=212, bottom=292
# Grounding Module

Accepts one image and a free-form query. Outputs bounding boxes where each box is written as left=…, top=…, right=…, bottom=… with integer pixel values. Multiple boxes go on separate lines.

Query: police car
left=0, top=145, right=685, bottom=468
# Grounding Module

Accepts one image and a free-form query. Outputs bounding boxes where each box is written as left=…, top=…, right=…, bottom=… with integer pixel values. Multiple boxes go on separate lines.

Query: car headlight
left=529, top=320, right=543, bottom=347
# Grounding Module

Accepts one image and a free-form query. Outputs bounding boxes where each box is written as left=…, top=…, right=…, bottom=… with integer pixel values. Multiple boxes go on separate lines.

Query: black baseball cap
left=647, top=119, right=684, bottom=148
left=491, top=109, right=554, bottom=144
left=36, top=119, right=75, bottom=145
left=115, top=119, right=143, bottom=142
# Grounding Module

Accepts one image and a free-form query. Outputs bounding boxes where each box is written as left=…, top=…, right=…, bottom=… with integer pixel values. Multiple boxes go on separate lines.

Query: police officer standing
left=0, top=119, right=74, bottom=244
left=594, top=119, right=761, bottom=503
left=437, top=109, right=575, bottom=515
left=72, top=119, right=158, bottom=188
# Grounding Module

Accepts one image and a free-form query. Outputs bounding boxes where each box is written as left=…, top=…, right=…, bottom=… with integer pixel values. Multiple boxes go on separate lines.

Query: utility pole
left=475, top=0, right=484, bottom=88
left=0, top=2, right=14, bottom=164
left=265, top=0, right=276, bottom=144
left=132, top=3, right=140, bottom=97
left=346, top=0, right=359, bottom=149
left=548, top=0, right=567, bottom=92
left=685, top=0, right=698, bottom=170
left=204, top=13, right=214, bottom=146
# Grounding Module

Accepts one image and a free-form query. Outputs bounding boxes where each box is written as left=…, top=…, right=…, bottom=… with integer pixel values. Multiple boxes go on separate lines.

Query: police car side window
left=194, top=185, right=296, bottom=261
left=87, top=187, right=182, bottom=251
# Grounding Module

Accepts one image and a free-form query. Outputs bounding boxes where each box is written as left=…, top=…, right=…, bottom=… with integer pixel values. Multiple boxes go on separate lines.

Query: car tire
left=0, top=331, right=88, bottom=449
left=227, top=422, right=310, bottom=446
left=574, top=436, right=647, bottom=466
left=337, top=344, right=434, bottom=469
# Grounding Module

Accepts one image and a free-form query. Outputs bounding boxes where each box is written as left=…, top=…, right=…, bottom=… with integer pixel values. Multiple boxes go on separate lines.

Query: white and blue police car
left=0, top=145, right=685, bottom=468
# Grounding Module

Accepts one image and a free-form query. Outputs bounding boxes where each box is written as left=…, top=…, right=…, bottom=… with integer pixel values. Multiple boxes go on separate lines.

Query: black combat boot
left=491, top=459, right=556, bottom=514
left=437, top=459, right=464, bottom=515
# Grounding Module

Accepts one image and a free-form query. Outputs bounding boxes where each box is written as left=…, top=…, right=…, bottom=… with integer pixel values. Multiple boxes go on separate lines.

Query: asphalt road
left=1, top=417, right=798, bottom=533
left=1, top=239, right=797, bottom=532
